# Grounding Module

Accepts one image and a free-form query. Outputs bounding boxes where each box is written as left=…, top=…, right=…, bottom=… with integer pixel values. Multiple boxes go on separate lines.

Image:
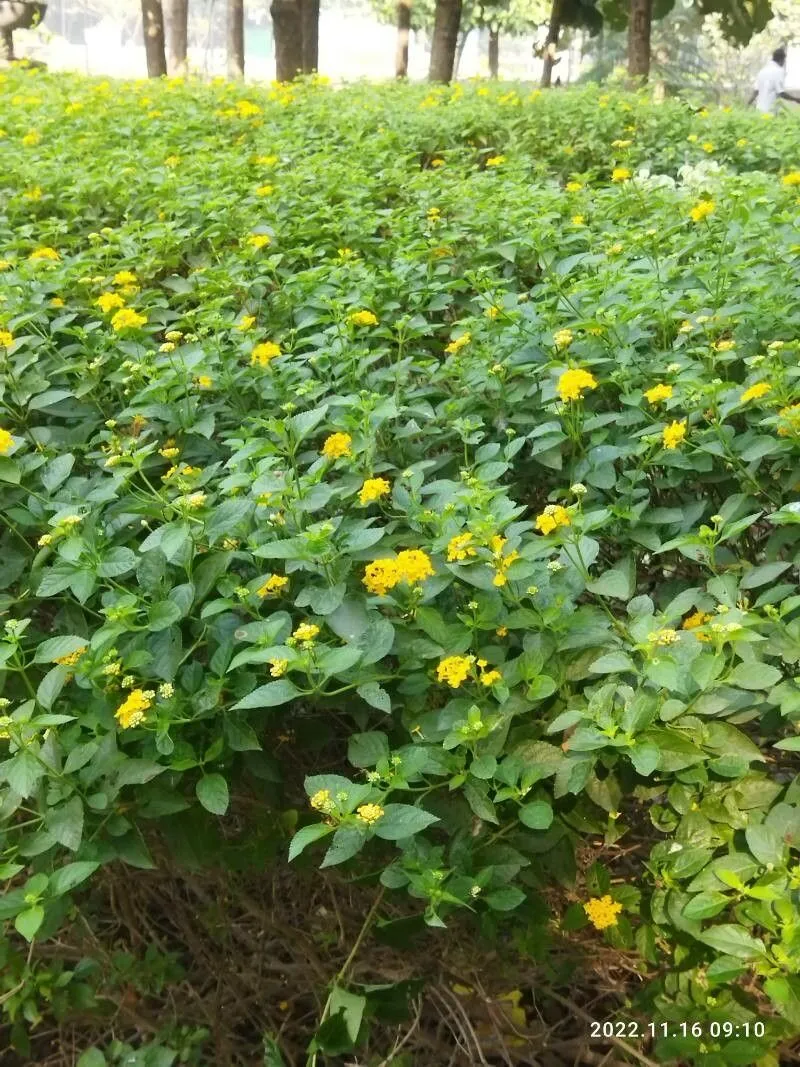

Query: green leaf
left=729, top=662, right=782, bottom=690
left=356, top=681, right=391, bottom=712
left=485, top=886, right=526, bottom=911
left=321, top=827, right=366, bottom=868
left=232, top=679, right=301, bottom=710
left=287, top=404, right=329, bottom=442
left=745, top=824, right=784, bottom=866
left=682, top=891, right=729, bottom=920
left=373, top=803, right=439, bottom=841
left=739, top=561, right=792, bottom=589
left=470, top=754, right=497, bottom=779
left=49, top=861, right=100, bottom=896
left=46, top=796, right=84, bottom=851
left=41, top=453, right=75, bottom=492
left=115, top=759, right=165, bottom=789
left=348, top=732, right=390, bottom=768
left=15, top=904, right=44, bottom=942
left=33, top=635, right=88, bottom=664
left=587, top=558, right=635, bottom=599
left=97, top=547, right=137, bottom=578
left=196, top=774, right=229, bottom=815
left=288, top=823, right=333, bottom=862
left=464, top=781, right=498, bottom=824
left=0, top=456, right=20, bottom=484
left=76, top=1051, right=107, bottom=1067
left=37, top=664, right=69, bottom=710
left=519, top=800, right=554, bottom=830
left=1, top=749, right=45, bottom=797
left=589, top=651, right=636, bottom=674
left=698, top=924, right=766, bottom=959
left=765, top=976, right=800, bottom=1027
left=148, top=600, right=183, bottom=631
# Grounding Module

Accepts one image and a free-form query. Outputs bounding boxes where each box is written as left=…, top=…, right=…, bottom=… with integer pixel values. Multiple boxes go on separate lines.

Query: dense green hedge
left=3, top=67, right=800, bottom=1065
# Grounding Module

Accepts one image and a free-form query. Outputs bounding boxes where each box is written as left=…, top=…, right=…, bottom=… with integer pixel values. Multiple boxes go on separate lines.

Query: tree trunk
left=453, top=26, right=468, bottom=77
left=627, top=0, right=651, bottom=82
left=395, top=0, right=411, bottom=78
left=270, top=0, right=303, bottom=81
left=300, top=0, right=319, bottom=73
left=141, top=0, right=167, bottom=77
left=540, top=0, right=563, bottom=87
left=227, top=0, right=244, bottom=78
left=428, top=0, right=462, bottom=83
left=163, top=0, right=188, bottom=75
left=1, top=27, right=13, bottom=61
left=488, top=25, right=499, bottom=78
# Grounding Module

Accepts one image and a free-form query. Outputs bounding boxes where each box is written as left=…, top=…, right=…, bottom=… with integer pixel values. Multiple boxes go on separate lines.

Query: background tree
left=141, top=0, right=167, bottom=75
left=396, top=0, right=412, bottom=75
left=227, top=0, right=243, bottom=77
left=270, top=0, right=302, bottom=79
left=429, top=0, right=463, bottom=80
left=539, top=0, right=601, bottom=85
left=301, top=0, right=319, bottom=71
left=163, top=0, right=188, bottom=74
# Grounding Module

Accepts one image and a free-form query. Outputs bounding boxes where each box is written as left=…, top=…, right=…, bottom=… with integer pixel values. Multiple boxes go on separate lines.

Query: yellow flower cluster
left=115, top=688, right=154, bottom=729
left=363, top=550, right=435, bottom=596
left=447, top=532, right=477, bottom=562
left=0, top=428, right=14, bottom=454
left=97, top=291, right=127, bottom=313
left=55, top=646, right=87, bottom=666
left=535, top=505, right=571, bottom=536
left=321, top=432, right=352, bottom=459
left=740, top=382, right=771, bottom=404
left=644, top=383, right=672, bottom=405
left=566, top=181, right=583, bottom=192
left=485, top=155, right=505, bottom=167
left=778, top=404, right=800, bottom=437
left=269, top=658, right=288, bottom=677
left=649, top=628, right=679, bottom=646
left=583, top=895, right=622, bottom=930
left=237, top=315, right=256, bottom=332
left=310, top=788, right=335, bottom=813
left=289, top=622, right=320, bottom=645
left=436, top=655, right=475, bottom=688
left=251, top=341, right=281, bottom=367
left=713, top=339, right=735, bottom=352
left=356, top=803, right=385, bottom=825
left=0, top=329, right=13, bottom=348
left=359, top=477, right=390, bottom=505
left=255, top=183, right=274, bottom=197
left=662, top=420, right=687, bottom=450
left=445, top=332, right=471, bottom=355
left=611, top=167, right=631, bottom=182
left=29, top=246, right=59, bottom=261
left=690, top=199, right=715, bottom=222
left=683, top=611, right=712, bottom=641
left=349, top=309, right=378, bottom=327
left=782, top=172, right=800, bottom=186
left=248, top=233, right=271, bottom=249
left=489, top=535, right=519, bottom=587
left=257, top=574, right=289, bottom=598
left=113, top=270, right=137, bottom=287
left=558, top=368, right=597, bottom=402
left=553, top=328, right=573, bottom=350
left=111, top=308, right=147, bottom=332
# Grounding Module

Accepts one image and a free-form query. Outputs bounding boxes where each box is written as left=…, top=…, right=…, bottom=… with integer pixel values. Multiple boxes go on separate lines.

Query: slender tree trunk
left=270, top=0, right=303, bottom=81
left=488, top=24, right=499, bottom=77
left=141, top=0, right=168, bottom=77
left=540, top=0, right=562, bottom=87
left=300, top=0, right=319, bottom=73
left=163, top=0, right=188, bottom=75
left=628, top=0, right=651, bottom=81
left=395, top=0, right=411, bottom=78
left=453, top=26, right=468, bottom=77
left=428, top=0, right=462, bottom=83
left=1, top=27, right=13, bottom=61
left=227, top=0, right=244, bottom=78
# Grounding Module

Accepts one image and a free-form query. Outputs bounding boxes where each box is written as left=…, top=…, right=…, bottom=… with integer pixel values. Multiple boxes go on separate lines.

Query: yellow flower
left=485, top=155, right=505, bottom=167
left=0, top=260, right=11, bottom=271
left=553, top=328, right=573, bottom=350
left=37, top=533, right=53, bottom=547
left=321, top=432, right=352, bottom=459
left=310, top=788, right=334, bottom=812
left=535, top=505, right=571, bottom=535
left=558, top=368, right=598, bottom=402
left=690, top=199, right=715, bottom=223
left=713, top=339, right=735, bottom=352
left=255, top=184, right=274, bottom=196
left=447, top=532, right=477, bottom=562
left=608, top=242, right=624, bottom=255
left=237, top=314, right=256, bottom=332
left=359, top=477, right=391, bottom=505
left=96, top=292, right=126, bottom=313
left=644, top=383, right=673, bottom=405
left=0, top=330, right=13, bottom=348
left=29, top=246, right=59, bottom=261
left=357, top=802, right=385, bottom=826
left=650, top=628, right=679, bottom=646
left=566, top=181, right=583, bottom=192
left=115, top=688, right=154, bottom=729
left=740, top=382, right=771, bottom=404
left=290, top=622, right=320, bottom=645
left=158, top=683, right=174, bottom=698
left=23, top=186, right=42, bottom=201
left=683, top=611, right=712, bottom=641
left=113, top=270, right=137, bottom=287
left=195, top=375, right=213, bottom=389
left=611, top=139, right=632, bottom=149
left=348, top=309, right=378, bottom=327
left=165, top=330, right=183, bottom=342
left=269, top=658, right=288, bottom=678
left=0, top=428, right=14, bottom=454
left=251, top=341, right=281, bottom=367
left=436, top=655, right=475, bottom=688
left=611, top=167, right=631, bottom=182
left=431, top=157, right=445, bottom=167
left=164, top=154, right=181, bottom=168
left=662, top=420, right=687, bottom=450
left=782, top=172, right=800, bottom=186
left=22, top=130, right=40, bottom=146
left=55, top=646, right=87, bottom=666
left=363, top=558, right=401, bottom=596
left=50, top=297, right=64, bottom=307
left=396, top=549, right=434, bottom=584
left=737, top=138, right=748, bottom=148
left=496, top=626, right=508, bottom=637
left=248, top=233, right=271, bottom=248
left=480, top=668, right=502, bottom=686
left=583, top=895, right=622, bottom=931
left=445, top=332, right=471, bottom=355
left=111, top=308, right=147, bottom=332
left=485, top=305, right=500, bottom=319
left=257, top=574, right=289, bottom=597
left=571, top=214, right=585, bottom=226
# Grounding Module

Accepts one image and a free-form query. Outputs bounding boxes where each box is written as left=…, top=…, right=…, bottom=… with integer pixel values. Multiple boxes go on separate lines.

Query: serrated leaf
left=232, top=679, right=301, bottom=710
left=519, top=800, right=554, bottom=830
left=288, top=823, right=333, bottom=861
left=46, top=796, right=84, bottom=851
left=373, top=804, right=439, bottom=840
left=196, top=773, right=229, bottom=815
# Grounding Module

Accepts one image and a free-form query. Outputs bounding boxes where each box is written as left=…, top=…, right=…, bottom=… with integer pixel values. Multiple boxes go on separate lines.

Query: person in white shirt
left=748, top=48, right=800, bottom=113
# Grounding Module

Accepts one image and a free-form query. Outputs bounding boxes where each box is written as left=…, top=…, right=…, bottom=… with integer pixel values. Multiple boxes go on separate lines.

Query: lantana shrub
left=3, top=66, right=800, bottom=1064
